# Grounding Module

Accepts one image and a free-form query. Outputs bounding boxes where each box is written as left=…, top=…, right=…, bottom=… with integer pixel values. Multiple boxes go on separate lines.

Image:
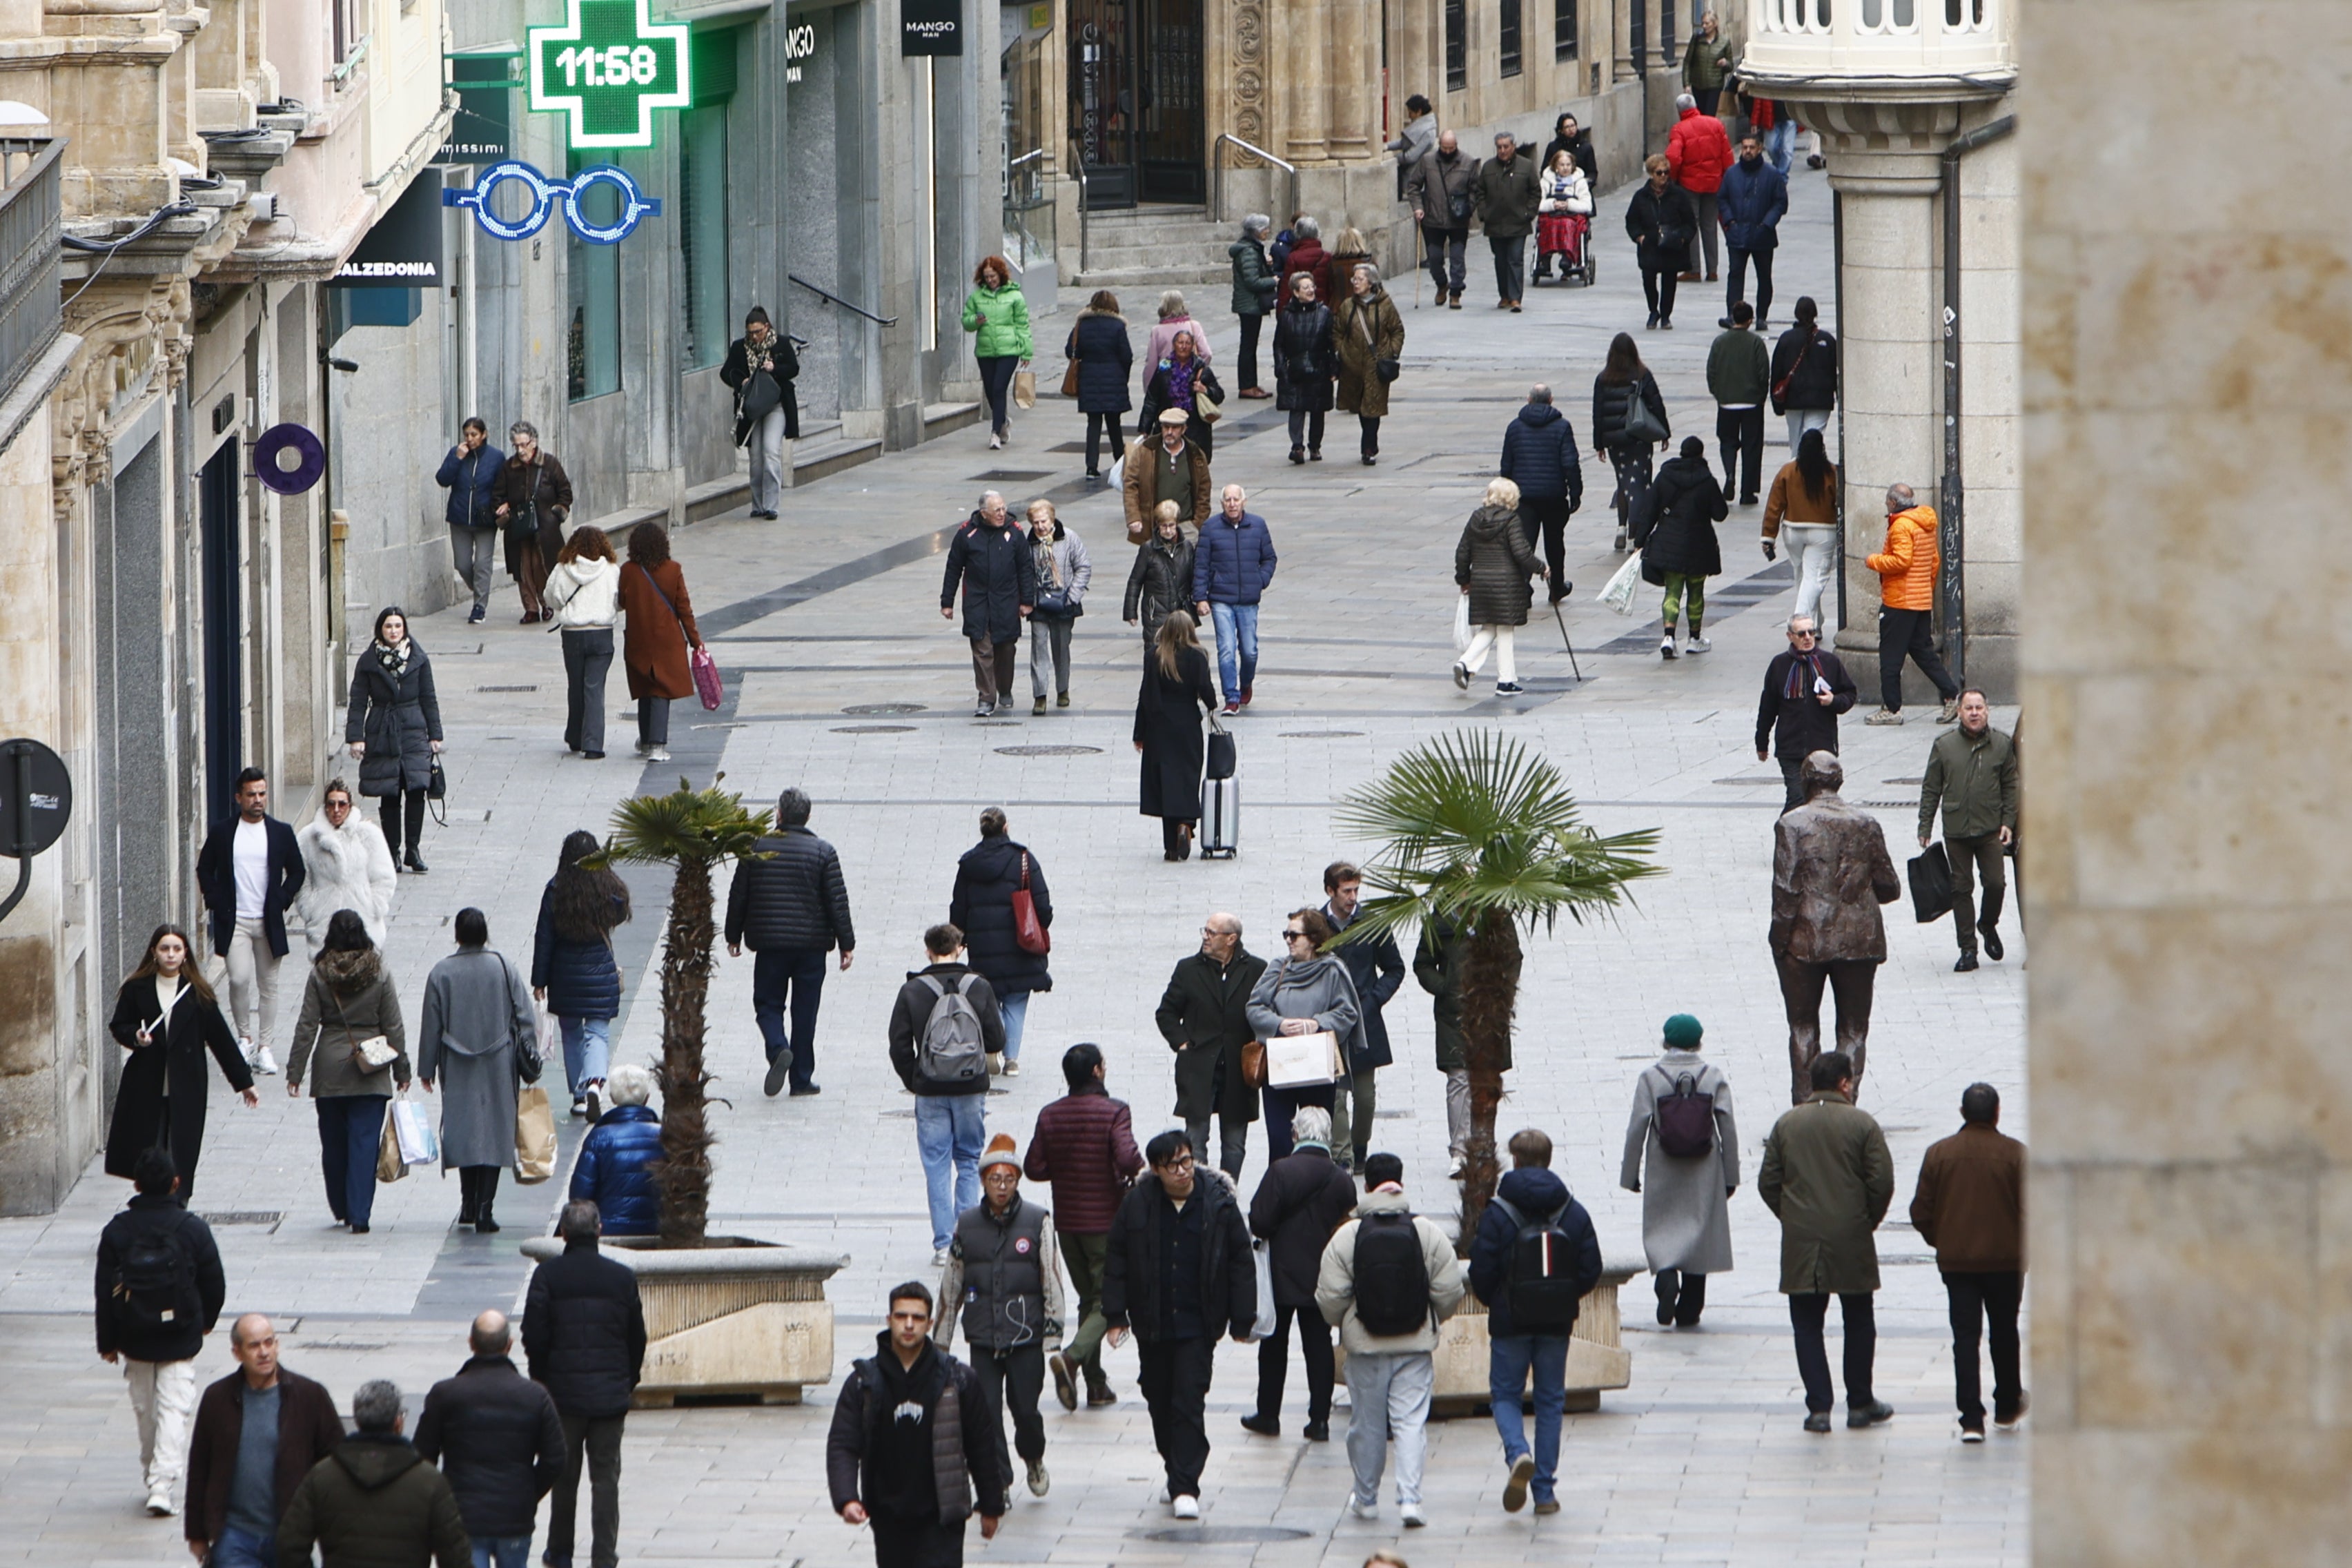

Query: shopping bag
left=1909, top=842, right=1954, bottom=923
left=1453, top=591, right=1473, bottom=651
left=690, top=645, right=723, bottom=712
left=1598, top=551, right=1643, bottom=616
left=1243, top=1238, right=1278, bottom=1342
left=514, top=1086, right=557, bottom=1184
left=377, top=1109, right=409, bottom=1184
left=391, top=1095, right=440, bottom=1168
left=1106, top=447, right=1125, bottom=491
left=1012, top=369, right=1037, bottom=410
left=1266, top=1030, right=1342, bottom=1089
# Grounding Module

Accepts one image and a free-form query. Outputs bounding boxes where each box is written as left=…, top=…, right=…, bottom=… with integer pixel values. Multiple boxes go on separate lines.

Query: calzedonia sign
left=529, top=0, right=692, bottom=150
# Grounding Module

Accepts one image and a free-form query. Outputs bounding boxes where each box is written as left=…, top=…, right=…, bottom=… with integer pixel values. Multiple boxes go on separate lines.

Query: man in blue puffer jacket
left=1498, top=385, right=1584, bottom=599
left=569, top=1064, right=663, bottom=1235
left=1189, top=484, right=1280, bottom=713
left=1716, top=133, right=1790, bottom=333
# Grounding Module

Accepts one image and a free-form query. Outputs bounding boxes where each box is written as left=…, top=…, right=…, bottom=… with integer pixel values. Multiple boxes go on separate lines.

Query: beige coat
left=1313, top=1188, right=1467, bottom=1354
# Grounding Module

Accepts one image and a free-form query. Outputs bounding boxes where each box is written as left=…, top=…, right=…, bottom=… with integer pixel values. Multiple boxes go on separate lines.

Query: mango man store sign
left=529, top=0, right=691, bottom=149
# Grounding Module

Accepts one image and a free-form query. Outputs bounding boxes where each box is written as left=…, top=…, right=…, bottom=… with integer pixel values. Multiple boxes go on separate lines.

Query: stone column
left=2025, top=3, right=2352, bottom=1561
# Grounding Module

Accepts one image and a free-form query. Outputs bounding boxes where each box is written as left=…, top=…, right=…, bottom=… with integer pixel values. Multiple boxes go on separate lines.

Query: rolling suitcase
left=1201, top=776, right=1239, bottom=859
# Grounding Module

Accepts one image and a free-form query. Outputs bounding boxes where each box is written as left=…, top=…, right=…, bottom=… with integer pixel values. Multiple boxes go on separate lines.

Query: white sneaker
left=647, top=747, right=671, bottom=762
left=1348, top=1494, right=1380, bottom=1521
left=1027, top=1459, right=1050, bottom=1497
left=1685, top=634, right=1712, bottom=653
left=145, top=1491, right=175, bottom=1517
left=1003, top=1057, right=1021, bottom=1077
left=255, top=1045, right=280, bottom=1076
left=1659, top=636, right=1678, bottom=660
left=932, top=1247, right=950, bottom=1267
left=1447, top=1155, right=1466, bottom=1178
left=239, top=1036, right=257, bottom=1066
left=1171, top=1493, right=1199, bottom=1520
left=1400, top=1502, right=1427, bottom=1528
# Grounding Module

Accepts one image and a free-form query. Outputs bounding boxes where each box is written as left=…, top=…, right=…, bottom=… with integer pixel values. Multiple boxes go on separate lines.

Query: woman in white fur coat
left=295, top=779, right=398, bottom=957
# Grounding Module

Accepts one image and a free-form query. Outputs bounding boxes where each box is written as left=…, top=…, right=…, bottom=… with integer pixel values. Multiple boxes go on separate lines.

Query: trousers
left=746, top=404, right=789, bottom=513
left=1237, top=312, right=1265, bottom=391
left=1286, top=407, right=1326, bottom=454
left=1488, top=1333, right=1567, bottom=1502
left=1344, top=1350, right=1434, bottom=1507
left=1775, top=952, right=1877, bottom=1103
left=1654, top=1266, right=1709, bottom=1324
left=1207, top=601, right=1260, bottom=701
left=1329, top=1067, right=1379, bottom=1169
left=1789, top=1291, right=1876, bottom=1412
left=1085, top=411, right=1121, bottom=474
left=1727, top=245, right=1775, bottom=324
left=1460, top=624, right=1518, bottom=685
left=560, top=1017, right=612, bottom=1098
left=970, top=1342, right=1048, bottom=1464
left=752, top=945, right=826, bottom=1090
left=1642, top=266, right=1682, bottom=322
left=1058, top=1232, right=1113, bottom=1389
left=549, top=1411, right=625, bottom=1568
left=1259, top=1080, right=1335, bottom=1160
left=1879, top=605, right=1959, bottom=712
left=1518, top=495, right=1572, bottom=587
left=1660, top=571, right=1706, bottom=629
left=969, top=638, right=1019, bottom=705
left=636, top=696, right=671, bottom=747
left=514, top=536, right=551, bottom=618
left=223, top=915, right=284, bottom=1052
left=315, top=1093, right=389, bottom=1227
left=1781, top=523, right=1837, bottom=631
left=561, top=628, right=613, bottom=754
left=1947, top=832, right=2008, bottom=954
left=1489, top=233, right=1527, bottom=302
left=1942, top=1269, right=2023, bottom=1423
left=1444, top=1068, right=1471, bottom=1156
left=451, top=524, right=498, bottom=616
left=1254, top=1301, right=1335, bottom=1424
left=1184, top=1114, right=1248, bottom=1179
left=1715, top=404, right=1765, bottom=500
left=1685, top=189, right=1720, bottom=275
left=124, top=1357, right=198, bottom=1502
left=1421, top=225, right=1468, bottom=295
left=1137, top=1335, right=1216, bottom=1497
left=1785, top=406, right=1831, bottom=458
left=915, top=1093, right=986, bottom=1251
left=977, top=354, right=1020, bottom=435
left=1029, top=616, right=1075, bottom=698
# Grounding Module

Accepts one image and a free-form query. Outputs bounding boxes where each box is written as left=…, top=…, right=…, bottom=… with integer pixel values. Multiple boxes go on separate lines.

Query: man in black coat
left=725, top=786, right=858, bottom=1099
left=186, top=1312, right=344, bottom=1568
left=1322, top=862, right=1406, bottom=1173
left=1497, top=384, right=1584, bottom=599
left=1153, top=912, right=1268, bottom=1179
left=415, top=1310, right=566, bottom=1568
left=1101, top=1130, right=1258, bottom=1519
left=522, top=1201, right=646, bottom=1568
left=1756, top=614, right=1860, bottom=812
left=97, top=1147, right=226, bottom=1517
left=1242, top=1106, right=1357, bottom=1441
left=940, top=492, right=1036, bottom=718
left=193, top=766, right=306, bottom=1076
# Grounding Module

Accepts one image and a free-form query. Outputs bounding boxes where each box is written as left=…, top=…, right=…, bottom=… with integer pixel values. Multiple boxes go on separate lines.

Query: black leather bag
left=739, top=368, right=783, bottom=422
left=1206, top=715, right=1236, bottom=781
left=1908, top=842, right=1953, bottom=923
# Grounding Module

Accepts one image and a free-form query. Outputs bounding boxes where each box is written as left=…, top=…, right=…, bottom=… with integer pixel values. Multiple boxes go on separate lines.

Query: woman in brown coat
left=489, top=422, right=575, bottom=623
left=616, top=522, right=704, bottom=763
left=1331, top=262, right=1404, bottom=465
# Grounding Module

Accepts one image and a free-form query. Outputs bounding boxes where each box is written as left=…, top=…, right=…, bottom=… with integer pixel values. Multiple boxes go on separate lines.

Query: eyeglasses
left=1156, top=1154, right=1196, bottom=1172
left=1283, top=929, right=1309, bottom=941
left=1789, top=629, right=1817, bottom=640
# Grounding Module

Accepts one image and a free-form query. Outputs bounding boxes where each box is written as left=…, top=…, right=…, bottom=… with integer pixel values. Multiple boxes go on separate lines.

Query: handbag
left=514, top=1086, right=556, bottom=1184
left=1241, top=1038, right=1268, bottom=1088
left=1375, top=357, right=1402, bottom=384
left=1772, top=329, right=1815, bottom=411
left=1909, top=842, right=1955, bottom=923
left=1205, top=712, right=1236, bottom=781
left=1194, top=386, right=1222, bottom=425
left=1060, top=358, right=1081, bottom=398
left=739, top=366, right=783, bottom=422
left=1011, top=852, right=1050, bottom=955
left=327, top=988, right=398, bottom=1073
left=1620, top=386, right=1669, bottom=446
left=1447, top=190, right=1473, bottom=226
left=1266, top=1029, right=1342, bottom=1088
left=1012, top=369, right=1037, bottom=410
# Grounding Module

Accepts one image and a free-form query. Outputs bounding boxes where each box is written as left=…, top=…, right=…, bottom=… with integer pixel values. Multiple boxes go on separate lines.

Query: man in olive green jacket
left=1472, top=133, right=1542, bottom=311
left=1758, top=1051, right=1894, bottom=1433
left=1917, top=690, right=2021, bottom=972
left=276, top=1379, right=470, bottom=1568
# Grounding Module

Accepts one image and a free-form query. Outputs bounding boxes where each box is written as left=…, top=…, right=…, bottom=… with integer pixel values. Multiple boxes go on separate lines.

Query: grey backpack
left=917, top=974, right=989, bottom=1086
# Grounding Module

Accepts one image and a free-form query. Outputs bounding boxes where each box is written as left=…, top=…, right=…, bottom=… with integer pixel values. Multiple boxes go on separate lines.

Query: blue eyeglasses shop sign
left=903, top=0, right=963, bottom=55
left=443, top=161, right=663, bottom=244
left=529, top=0, right=692, bottom=149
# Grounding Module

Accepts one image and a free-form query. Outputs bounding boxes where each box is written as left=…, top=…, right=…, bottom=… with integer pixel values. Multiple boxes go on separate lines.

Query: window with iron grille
left=1500, top=0, right=1522, bottom=76
left=1555, top=0, right=1578, bottom=59
left=1445, top=0, right=1466, bottom=90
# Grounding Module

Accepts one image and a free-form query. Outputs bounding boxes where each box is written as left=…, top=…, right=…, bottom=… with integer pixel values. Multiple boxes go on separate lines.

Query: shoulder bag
left=1771, top=330, right=1814, bottom=411
left=1012, top=852, right=1050, bottom=955
left=1620, top=382, right=1669, bottom=446
left=327, top=986, right=398, bottom=1074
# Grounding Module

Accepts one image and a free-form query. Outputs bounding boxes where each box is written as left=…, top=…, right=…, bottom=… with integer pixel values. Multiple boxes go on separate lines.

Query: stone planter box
left=1335, top=1258, right=1640, bottom=1416
left=520, top=1235, right=847, bottom=1408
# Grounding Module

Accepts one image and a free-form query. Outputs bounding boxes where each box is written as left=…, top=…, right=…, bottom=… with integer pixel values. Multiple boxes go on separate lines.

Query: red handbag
left=1012, top=852, right=1050, bottom=955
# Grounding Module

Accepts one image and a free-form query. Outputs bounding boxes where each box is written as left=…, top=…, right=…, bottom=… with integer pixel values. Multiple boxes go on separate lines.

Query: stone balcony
left=1741, top=0, right=2015, bottom=101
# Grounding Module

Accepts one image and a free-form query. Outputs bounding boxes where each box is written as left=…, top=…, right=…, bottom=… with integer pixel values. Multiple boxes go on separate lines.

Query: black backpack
left=1351, top=1208, right=1433, bottom=1337
left=110, top=1214, right=199, bottom=1334
left=1489, top=1196, right=1584, bottom=1335
left=1654, top=1068, right=1716, bottom=1159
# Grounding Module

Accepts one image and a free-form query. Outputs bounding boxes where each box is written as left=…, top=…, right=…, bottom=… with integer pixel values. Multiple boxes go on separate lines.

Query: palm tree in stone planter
left=1335, top=729, right=1660, bottom=1244
left=594, top=778, right=772, bottom=1247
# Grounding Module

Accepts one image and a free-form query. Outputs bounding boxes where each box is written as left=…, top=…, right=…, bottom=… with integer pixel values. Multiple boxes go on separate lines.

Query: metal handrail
left=1005, top=146, right=1048, bottom=203
left=1212, top=133, right=1298, bottom=228
left=0, top=139, right=61, bottom=416
left=1068, top=138, right=1088, bottom=273
left=790, top=273, right=896, bottom=327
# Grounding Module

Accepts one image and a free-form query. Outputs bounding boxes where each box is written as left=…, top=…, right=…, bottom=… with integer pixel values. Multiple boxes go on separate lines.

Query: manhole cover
left=970, top=469, right=1053, bottom=482
left=833, top=725, right=917, bottom=734
left=1133, top=1526, right=1313, bottom=1544
left=197, top=1211, right=284, bottom=1228
left=1280, top=730, right=1366, bottom=738
left=995, top=745, right=1103, bottom=757
left=1714, top=777, right=1783, bottom=786
left=844, top=702, right=925, bottom=715
left=477, top=685, right=538, bottom=693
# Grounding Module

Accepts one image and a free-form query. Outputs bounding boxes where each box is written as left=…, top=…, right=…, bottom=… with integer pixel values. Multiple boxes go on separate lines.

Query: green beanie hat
left=1662, top=1013, right=1703, bottom=1049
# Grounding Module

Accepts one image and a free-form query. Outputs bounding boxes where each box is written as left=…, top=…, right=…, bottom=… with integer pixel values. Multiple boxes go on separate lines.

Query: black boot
left=404, top=847, right=429, bottom=874
left=1978, top=885, right=2006, bottom=961
left=473, top=1166, right=501, bottom=1233
left=457, top=1168, right=480, bottom=1227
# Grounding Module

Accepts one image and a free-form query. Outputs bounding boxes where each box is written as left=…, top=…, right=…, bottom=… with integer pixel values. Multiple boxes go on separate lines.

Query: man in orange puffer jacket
left=1863, top=484, right=1961, bottom=726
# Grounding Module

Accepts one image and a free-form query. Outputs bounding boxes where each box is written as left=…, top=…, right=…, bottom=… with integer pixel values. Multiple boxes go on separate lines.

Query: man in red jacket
left=1666, top=92, right=1734, bottom=282
left=1024, top=1042, right=1144, bottom=1412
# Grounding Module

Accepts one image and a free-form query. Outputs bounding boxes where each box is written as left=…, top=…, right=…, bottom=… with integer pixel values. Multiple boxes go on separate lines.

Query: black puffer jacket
left=723, top=827, right=856, bottom=953
left=1455, top=504, right=1542, bottom=627
left=345, top=643, right=443, bottom=797
left=948, top=836, right=1052, bottom=997
left=1770, top=324, right=1839, bottom=413
left=1247, top=1146, right=1357, bottom=1308
left=1635, top=453, right=1729, bottom=580
left=1101, top=1170, right=1257, bottom=1342
left=520, top=1238, right=647, bottom=1418
left=95, top=1195, right=225, bottom=1362
left=1273, top=300, right=1335, bottom=413
left=1122, top=530, right=1197, bottom=642
left=1591, top=370, right=1669, bottom=455
left=412, top=1355, right=565, bottom=1540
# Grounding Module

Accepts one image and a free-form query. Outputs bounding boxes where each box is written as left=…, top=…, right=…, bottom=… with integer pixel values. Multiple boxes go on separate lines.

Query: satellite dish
left=253, top=423, right=326, bottom=495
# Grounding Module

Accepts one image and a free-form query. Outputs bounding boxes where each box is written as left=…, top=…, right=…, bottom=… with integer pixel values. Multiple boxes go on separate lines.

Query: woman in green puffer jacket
left=961, top=255, right=1035, bottom=449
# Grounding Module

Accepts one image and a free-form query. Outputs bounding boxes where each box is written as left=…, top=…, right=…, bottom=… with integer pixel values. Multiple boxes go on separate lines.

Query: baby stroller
left=1536, top=211, right=1596, bottom=287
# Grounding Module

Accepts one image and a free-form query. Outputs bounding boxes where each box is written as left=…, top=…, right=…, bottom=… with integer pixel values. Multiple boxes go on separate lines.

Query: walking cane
left=1551, top=596, right=1583, bottom=682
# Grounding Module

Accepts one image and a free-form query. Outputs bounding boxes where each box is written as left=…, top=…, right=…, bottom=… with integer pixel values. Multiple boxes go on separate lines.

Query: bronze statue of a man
left=1770, top=750, right=1902, bottom=1104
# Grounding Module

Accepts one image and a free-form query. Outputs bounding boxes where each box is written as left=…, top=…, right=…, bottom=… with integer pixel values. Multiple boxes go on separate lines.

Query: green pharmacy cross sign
left=529, top=0, right=692, bottom=150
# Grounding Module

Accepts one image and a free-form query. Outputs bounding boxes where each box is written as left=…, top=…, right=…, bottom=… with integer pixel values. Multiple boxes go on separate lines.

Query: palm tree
left=595, top=778, right=773, bottom=1246
left=1335, top=729, right=1660, bottom=1246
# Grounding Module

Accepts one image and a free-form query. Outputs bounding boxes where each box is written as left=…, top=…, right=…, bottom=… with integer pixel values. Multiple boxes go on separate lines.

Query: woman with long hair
left=616, top=522, right=704, bottom=763
left=104, top=925, right=257, bottom=1198
left=961, top=255, right=1034, bottom=449
left=1065, top=288, right=1133, bottom=480
left=1763, top=427, right=1842, bottom=631
left=345, top=606, right=444, bottom=873
left=544, top=524, right=623, bottom=758
left=1133, top=609, right=1221, bottom=860
left=532, top=829, right=632, bottom=1118
left=1591, top=332, right=1672, bottom=553
left=286, top=909, right=411, bottom=1233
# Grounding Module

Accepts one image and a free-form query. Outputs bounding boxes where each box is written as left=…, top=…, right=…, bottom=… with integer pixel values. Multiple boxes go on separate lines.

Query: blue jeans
left=1764, top=116, right=1796, bottom=175
left=752, top=945, right=827, bottom=1090
left=914, top=1093, right=987, bottom=1251
left=472, top=1537, right=532, bottom=1568
left=560, top=1016, right=612, bottom=1099
left=211, top=1527, right=275, bottom=1568
left=1489, top=1332, right=1569, bottom=1502
left=315, top=1095, right=390, bottom=1228
left=1208, top=600, right=1260, bottom=703
left=997, top=989, right=1030, bottom=1064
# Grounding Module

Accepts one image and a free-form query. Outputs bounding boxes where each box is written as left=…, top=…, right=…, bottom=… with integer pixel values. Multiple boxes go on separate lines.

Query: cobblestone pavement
left=0, top=166, right=2028, bottom=1567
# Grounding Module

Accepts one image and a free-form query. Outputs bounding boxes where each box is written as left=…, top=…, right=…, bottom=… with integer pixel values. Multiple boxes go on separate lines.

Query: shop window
left=678, top=105, right=729, bottom=371
left=567, top=153, right=622, bottom=402
left=1445, top=0, right=1465, bottom=90
left=1555, top=0, right=1577, bottom=59
left=1500, top=0, right=1522, bottom=75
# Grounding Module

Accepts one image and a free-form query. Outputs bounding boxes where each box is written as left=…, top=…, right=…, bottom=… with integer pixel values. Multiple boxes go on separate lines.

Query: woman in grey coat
left=418, top=907, right=538, bottom=1233
left=1246, top=908, right=1365, bottom=1163
left=1620, top=1012, right=1739, bottom=1328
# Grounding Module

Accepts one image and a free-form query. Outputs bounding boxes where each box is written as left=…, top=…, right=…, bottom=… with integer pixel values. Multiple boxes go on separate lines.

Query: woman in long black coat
left=346, top=606, right=444, bottom=874
left=1065, top=290, right=1134, bottom=480
left=1625, top=153, right=1699, bottom=330
left=1272, top=272, right=1335, bottom=463
left=1134, top=609, right=1222, bottom=861
left=1634, top=435, right=1730, bottom=658
left=104, top=923, right=258, bottom=1197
